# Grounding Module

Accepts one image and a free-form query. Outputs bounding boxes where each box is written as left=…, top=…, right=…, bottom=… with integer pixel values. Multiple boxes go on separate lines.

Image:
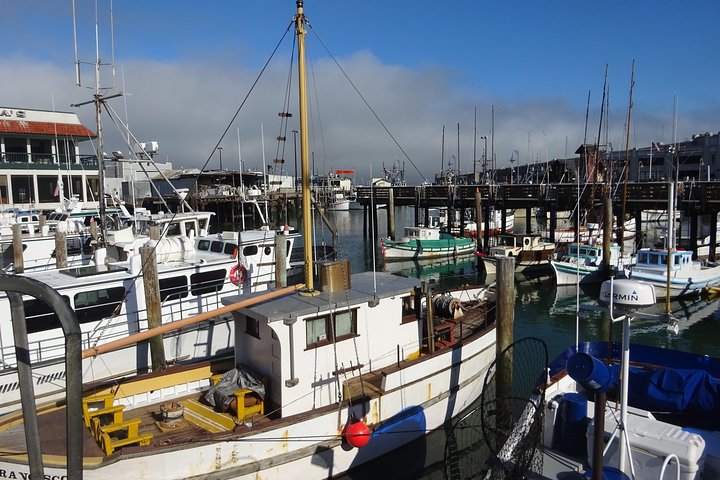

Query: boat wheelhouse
left=481, top=233, right=555, bottom=275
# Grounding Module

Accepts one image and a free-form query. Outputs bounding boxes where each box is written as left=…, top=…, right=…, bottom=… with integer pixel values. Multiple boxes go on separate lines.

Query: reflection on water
left=290, top=207, right=720, bottom=479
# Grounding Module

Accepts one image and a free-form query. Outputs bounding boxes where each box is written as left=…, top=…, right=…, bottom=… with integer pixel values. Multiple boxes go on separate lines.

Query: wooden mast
left=295, top=0, right=317, bottom=295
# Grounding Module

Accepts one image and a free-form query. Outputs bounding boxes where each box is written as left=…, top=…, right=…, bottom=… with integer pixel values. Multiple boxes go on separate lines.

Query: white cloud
left=2, top=51, right=718, bottom=185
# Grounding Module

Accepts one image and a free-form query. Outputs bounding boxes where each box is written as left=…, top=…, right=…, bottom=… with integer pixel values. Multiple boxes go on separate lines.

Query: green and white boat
left=380, top=226, right=476, bottom=261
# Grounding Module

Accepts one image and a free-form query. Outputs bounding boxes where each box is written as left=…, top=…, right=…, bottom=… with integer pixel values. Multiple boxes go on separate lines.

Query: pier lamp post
left=292, top=129, right=299, bottom=191
left=217, top=146, right=224, bottom=171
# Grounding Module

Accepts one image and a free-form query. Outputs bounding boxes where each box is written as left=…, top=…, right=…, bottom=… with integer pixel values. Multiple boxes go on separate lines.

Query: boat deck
left=0, top=388, right=271, bottom=464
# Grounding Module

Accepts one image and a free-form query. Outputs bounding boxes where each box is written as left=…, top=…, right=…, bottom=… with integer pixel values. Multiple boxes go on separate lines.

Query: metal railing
left=0, top=152, right=98, bottom=167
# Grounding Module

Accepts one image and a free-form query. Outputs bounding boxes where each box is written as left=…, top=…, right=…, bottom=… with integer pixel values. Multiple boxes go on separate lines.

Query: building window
left=305, top=309, right=358, bottom=349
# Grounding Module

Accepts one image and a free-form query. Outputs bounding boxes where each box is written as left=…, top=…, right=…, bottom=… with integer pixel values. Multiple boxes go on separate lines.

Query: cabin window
left=184, top=222, right=195, bottom=236
left=246, top=316, right=260, bottom=339
left=190, top=269, right=227, bottom=295
left=224, top=243, right=237, bottom=255
left=210, top=241, right=224, bottom=253
left=197, top=240, right=211, bottom=251
left=264, top=246, right=272, bottom=256
left=244, top=245, right=258, bottom=257
left=401, top=295, right=417, bottom=324
left=74, top=286, right=126, bottom=324
left=166, top=223, right=181, bottom=236
left=659, top=255, right=667, bottom=265
left=159, top=276, right=189, bottom=301
left=23, top=296, right=72, bottom=334
left=305, top=309, right=358, bottom=349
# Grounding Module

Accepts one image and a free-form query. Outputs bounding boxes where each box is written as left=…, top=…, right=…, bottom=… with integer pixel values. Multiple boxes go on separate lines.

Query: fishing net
left=444, top=337, right=548, bottom=479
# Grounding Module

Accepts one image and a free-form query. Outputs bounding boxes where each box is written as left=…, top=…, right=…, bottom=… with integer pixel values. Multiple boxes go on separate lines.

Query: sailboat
left=0, top=3, right=498, bottom=478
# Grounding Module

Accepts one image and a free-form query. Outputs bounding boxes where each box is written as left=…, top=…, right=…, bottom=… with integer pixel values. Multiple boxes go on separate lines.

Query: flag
left=54, top=176, right=63, bottom=197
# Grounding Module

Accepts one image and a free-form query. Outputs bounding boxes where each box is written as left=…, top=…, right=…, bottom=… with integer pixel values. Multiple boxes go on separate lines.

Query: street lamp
left=292, top=129, right=299, bottom=192
left=217, top=146, right=224, bottom=171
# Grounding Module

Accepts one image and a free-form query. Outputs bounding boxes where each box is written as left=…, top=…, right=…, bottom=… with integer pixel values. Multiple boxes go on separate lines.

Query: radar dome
left=599, top=279, right=655, bottom=312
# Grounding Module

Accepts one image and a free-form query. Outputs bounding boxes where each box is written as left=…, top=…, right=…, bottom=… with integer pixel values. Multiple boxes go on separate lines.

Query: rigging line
left=102, top=102, right=174, bottom=212
left=306, top=24, right=429, bottom=184
left=196, top=20, right=294, bottom=178
left=308, top=45, right=329, bottom=186
left=274, top=35, right=297, bottom=178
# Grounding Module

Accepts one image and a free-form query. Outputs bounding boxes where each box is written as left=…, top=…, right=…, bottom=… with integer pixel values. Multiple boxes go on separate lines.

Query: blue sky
left=2, top=1, right=719, bottom=183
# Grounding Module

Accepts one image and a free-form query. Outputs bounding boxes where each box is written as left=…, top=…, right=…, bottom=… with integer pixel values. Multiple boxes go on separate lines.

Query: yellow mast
left=295, top=1, right=317, bottom=294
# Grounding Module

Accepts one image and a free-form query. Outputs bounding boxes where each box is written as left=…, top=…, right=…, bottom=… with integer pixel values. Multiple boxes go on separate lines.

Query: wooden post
left=363, top=205, right=368, bottom=238
left=550, top=203, right=557, bottom=243
left=635, top=209, right=643, bottom=254
left=55, top=231, right=68, bottom=269
left=414, top=188, right=420, bottom=227
left=149, top=225, right=162, bottom=241
left=690, top=210, right=699, bottom=259
left=525, top=207, right=532, bottom=234
left=12, top=224, right=24, bottom=274
left=483, top=204, right=491, bottom=253
left=274, top=232, right=287, bottom=288
left=501, top=206, right=507, bottom=234
left=387, top=188, right=395, bottom=240
left=591, top=391, right=607, bottom=480
left=90, top=219, right=98, bottom=240
left=711, top=210, right=718, bottom=263
left=496, top=255, right=515, bottom=432
left=38, top=214, right=46, bottom=232
left=140, top=245, right=166, bottom=372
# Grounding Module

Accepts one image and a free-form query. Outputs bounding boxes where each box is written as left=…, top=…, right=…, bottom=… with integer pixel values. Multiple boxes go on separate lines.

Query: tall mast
left=295, top=1, right=316, bottom=294
left=620, top=60, right=635, bottom=257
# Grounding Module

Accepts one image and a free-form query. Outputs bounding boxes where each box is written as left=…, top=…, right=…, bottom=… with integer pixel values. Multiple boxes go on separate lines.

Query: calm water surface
left=287, top=206, right=720, bottom=478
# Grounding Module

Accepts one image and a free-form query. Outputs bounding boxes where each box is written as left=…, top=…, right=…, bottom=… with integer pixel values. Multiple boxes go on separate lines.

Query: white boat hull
left=0, top=320, right=496, bottom=479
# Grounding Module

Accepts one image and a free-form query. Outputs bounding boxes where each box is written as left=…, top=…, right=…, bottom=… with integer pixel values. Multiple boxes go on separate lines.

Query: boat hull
left=381, top=238, right=476, bottom=261
left=0, top=325, right=496, bottom=479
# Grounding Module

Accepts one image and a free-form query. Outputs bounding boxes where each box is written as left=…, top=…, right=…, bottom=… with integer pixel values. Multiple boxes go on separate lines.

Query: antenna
left=369, top=165, right=378, bottom=306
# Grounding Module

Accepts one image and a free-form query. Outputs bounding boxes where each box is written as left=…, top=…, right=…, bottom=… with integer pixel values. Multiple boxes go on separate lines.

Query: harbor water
left=302, top=206, right=720, bottom=479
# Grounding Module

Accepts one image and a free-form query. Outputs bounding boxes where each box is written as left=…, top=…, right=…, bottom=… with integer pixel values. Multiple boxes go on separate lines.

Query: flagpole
left=649, top=140, right=653, bottom=181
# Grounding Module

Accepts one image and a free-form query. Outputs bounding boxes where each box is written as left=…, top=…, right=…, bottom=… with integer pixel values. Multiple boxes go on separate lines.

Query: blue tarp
left=549, top=342, right=720, bottom=428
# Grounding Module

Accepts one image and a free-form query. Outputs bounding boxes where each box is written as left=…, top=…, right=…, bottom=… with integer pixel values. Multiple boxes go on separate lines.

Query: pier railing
left=355, top=181, right=720, bottom=213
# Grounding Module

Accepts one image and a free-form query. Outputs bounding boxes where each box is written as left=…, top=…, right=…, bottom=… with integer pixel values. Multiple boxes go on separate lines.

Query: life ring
left=230, top=264, right=248, bottom=286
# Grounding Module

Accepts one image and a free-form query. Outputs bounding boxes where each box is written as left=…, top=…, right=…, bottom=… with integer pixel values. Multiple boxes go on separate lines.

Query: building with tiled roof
left=0, top=106, right=100, bottom=210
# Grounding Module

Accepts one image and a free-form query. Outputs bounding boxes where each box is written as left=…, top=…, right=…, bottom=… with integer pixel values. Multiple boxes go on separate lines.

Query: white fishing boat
left=481, top=233, right=555, bottom=275
left=623, top=247, right=720, bottom=299
left=551, top=242, right=631, bottom=285
left=624, top=182, right=720, bottom=299
left=0, top=227, right=296, bottom=414
left=0, top=4, right=498, bottom=478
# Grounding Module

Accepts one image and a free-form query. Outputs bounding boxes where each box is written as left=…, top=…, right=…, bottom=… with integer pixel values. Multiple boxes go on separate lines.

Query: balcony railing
left=0, top=152, right=98, bottom=168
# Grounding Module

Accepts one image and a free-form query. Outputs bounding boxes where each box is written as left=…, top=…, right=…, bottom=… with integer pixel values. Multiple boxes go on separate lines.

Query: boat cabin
left=636, top=249, right=694, bottom=270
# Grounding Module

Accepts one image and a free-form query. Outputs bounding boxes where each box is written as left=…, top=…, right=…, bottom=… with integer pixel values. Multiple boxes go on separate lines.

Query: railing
left=0, top=152, right=98, bottom=168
